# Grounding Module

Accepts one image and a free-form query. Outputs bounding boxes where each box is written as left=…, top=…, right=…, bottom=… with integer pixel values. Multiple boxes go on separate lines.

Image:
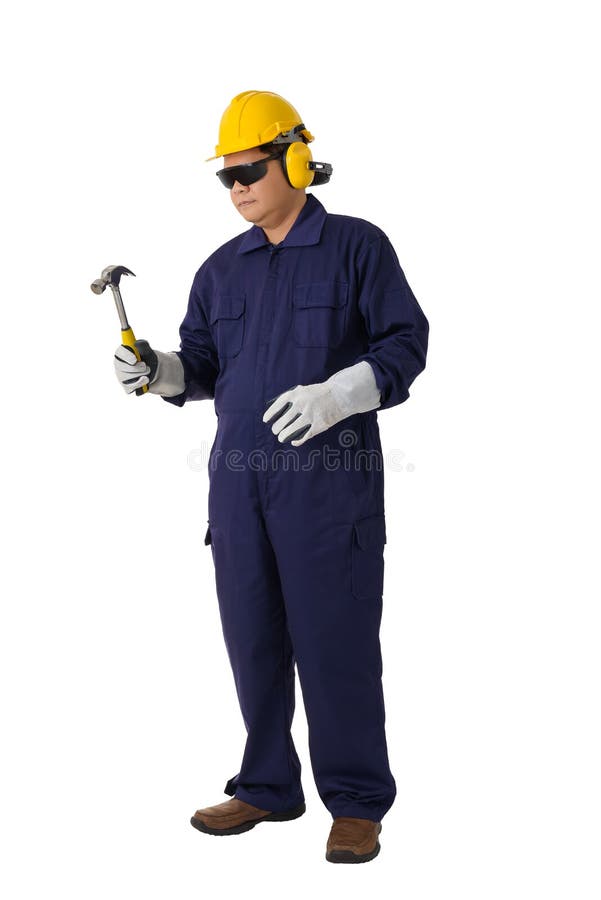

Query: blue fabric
left=165, top=192, right=429, bottom=820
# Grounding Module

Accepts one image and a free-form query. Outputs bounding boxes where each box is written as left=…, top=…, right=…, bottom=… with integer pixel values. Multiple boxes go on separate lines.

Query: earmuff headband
left=271, top=124, right=308, bottom=144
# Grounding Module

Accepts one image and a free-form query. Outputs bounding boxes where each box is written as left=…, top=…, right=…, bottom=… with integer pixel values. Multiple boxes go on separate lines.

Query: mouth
left=238, top=200, right=255, bottom=208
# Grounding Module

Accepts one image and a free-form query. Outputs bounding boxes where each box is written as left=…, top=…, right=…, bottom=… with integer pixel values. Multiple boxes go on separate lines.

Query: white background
left=1, top=1, right=599, bottom=897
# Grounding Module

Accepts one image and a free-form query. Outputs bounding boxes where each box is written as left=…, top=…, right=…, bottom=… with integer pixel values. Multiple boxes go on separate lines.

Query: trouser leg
left=266, top=510, right=397, bottom=822
left=207, top=507, right=304, bottom=813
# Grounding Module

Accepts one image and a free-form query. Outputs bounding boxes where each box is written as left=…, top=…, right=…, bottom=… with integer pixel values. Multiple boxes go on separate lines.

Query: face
left=222, top=146, right=300, bottom=228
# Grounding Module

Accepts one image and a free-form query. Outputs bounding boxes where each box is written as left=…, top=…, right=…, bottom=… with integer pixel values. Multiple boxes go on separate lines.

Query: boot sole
left=190, top=801, right=306, bottom=836
left=326, top=842, right=381, bottom=863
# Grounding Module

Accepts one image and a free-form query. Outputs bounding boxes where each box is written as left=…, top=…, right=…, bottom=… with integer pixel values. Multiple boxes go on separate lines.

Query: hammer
left=90, top=264, right=150, bottom=396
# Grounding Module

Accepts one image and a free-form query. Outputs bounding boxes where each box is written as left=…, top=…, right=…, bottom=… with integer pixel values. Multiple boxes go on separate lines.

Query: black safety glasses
left=216, top=150, right=282, bottom=189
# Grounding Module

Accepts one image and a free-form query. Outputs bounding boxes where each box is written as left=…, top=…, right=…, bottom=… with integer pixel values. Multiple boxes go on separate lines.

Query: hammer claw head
left=100, top=265, right=136, bottom=283
left=90, top=264, right=136, bottom=295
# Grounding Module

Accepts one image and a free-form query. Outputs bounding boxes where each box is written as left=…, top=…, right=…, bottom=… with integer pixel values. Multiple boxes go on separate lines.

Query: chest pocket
left=292, top=281, right=348, bottom=348
left=209, top=294, right=246, bottom=358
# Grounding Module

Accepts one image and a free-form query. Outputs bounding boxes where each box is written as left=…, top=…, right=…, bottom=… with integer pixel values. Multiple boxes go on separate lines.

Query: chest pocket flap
left=293, top=281, right=348, bottom=309
left=292, top=281, right=348, bottom=347
left=210, top=294, right=246, bottom=323
left=209, top=294, right=246, bottom=358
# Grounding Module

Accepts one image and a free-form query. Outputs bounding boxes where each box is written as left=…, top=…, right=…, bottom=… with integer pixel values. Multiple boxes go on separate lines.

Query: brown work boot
left=326, top=816, right=383, bottom=863
left=190, top=797, right=306, bottom=836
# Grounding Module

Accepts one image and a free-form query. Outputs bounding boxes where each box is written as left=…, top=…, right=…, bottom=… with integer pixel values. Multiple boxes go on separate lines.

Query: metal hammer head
left=90, top=265, right=136, bottom=295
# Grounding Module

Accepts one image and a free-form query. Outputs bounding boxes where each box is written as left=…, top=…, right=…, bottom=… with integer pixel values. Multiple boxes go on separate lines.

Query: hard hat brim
left=205, top=126, right=315, bottom=162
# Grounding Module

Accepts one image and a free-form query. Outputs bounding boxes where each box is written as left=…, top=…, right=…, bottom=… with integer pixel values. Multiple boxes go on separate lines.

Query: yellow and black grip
left=120, top=328, right=158, bottom=396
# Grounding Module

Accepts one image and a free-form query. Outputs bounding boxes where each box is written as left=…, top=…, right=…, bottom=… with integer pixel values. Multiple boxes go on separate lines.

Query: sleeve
left=353, top=233, right=429, bottom=410
left=161, top=263, right=220, bottom=408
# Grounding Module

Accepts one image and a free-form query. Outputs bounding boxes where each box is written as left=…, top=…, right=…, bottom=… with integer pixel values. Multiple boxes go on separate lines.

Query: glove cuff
left=327, top=361, right=381, bottom=418
left=147, top=350, right=185, bottom=397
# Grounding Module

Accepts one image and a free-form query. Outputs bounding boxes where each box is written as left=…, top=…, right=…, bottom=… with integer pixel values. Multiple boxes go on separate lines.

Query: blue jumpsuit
left=164, top=192, right=429, bottom=821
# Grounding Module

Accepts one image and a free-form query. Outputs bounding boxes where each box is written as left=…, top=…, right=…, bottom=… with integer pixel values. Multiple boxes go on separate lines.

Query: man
left=114, top=90, right=429, bottom=864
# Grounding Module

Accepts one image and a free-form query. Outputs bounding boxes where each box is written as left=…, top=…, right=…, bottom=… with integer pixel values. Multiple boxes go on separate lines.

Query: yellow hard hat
left=206, top=90, right=315, bottom=161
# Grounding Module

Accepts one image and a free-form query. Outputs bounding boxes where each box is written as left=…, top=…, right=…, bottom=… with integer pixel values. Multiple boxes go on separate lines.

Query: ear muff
left=281, top=141, right=315, bottom=189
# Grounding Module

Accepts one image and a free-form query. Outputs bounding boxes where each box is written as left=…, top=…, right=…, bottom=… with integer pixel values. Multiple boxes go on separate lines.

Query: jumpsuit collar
left=237, top=192, right=327, bottom=254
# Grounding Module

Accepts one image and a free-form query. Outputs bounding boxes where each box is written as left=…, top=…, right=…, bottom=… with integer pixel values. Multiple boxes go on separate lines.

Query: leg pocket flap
left=353, top=514, right=387, bottom=550
left=352, top=514, right=386, bottom=600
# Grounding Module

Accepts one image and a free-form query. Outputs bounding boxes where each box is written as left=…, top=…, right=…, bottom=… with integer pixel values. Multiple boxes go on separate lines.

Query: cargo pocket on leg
left=351, top=514, right=386, bottom=600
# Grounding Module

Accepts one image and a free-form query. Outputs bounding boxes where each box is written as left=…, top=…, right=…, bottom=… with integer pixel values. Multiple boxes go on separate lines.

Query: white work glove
left=113, top=341, right=185, bottom=397
left=263, top=360, right=381, bottom=446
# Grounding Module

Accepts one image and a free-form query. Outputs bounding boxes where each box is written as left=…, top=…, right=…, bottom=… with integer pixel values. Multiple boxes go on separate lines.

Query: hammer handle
left=120, top=326, right=148, bottom=395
